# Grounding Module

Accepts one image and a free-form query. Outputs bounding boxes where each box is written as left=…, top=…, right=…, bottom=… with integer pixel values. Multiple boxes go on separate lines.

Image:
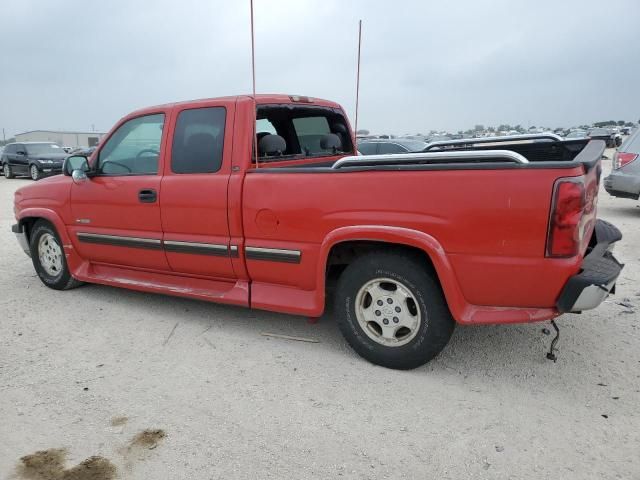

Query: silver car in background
left=604, top=128, right=640, bottom=200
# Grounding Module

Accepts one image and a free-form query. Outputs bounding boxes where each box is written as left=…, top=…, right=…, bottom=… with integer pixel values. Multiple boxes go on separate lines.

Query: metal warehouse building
left=14, top=130, right=105, bottom=148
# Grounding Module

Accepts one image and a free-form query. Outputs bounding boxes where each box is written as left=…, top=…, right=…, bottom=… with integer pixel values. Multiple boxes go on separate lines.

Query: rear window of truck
left=292, top=116, right=331, bottom=154
left=255, top=105, right=353, bottom=161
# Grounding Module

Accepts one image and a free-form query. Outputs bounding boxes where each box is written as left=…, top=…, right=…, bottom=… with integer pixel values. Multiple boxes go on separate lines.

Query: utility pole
left=2, top=128, right=5, bottom=143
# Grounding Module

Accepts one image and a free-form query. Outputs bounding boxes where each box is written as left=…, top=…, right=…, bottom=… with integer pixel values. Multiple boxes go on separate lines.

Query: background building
left=14, top=130, right=105, bottom=148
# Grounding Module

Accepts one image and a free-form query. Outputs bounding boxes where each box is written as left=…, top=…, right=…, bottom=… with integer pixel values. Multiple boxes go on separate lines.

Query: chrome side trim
left=77, top=232, right=162, bottom=250
left=245, top=246, right=301, bottom=264
left=163, top=240, right=228, bottom=256
left=229, top=245, right=239, bottom=258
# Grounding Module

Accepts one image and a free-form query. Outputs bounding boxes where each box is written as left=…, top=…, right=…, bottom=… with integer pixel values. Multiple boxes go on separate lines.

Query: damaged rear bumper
left=556, top=220, right=623, bottom=313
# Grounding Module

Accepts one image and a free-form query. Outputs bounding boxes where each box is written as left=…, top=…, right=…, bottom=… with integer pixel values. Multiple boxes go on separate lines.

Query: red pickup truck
left=12, top=94, right=623, bottom=369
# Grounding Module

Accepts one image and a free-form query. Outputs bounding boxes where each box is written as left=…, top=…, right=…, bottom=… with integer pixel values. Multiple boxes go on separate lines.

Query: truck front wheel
left=335, top=251, right=455, bottom=370
left=29, top=220, right=83, bottom=290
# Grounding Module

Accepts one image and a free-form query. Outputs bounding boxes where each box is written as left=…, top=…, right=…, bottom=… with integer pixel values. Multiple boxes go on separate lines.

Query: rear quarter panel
left=242, top=166, right=585, bottom=312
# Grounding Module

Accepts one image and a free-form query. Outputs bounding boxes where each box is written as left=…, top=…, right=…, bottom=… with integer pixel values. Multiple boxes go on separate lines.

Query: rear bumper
left=604, top=171, right=640, bottom=200
left=12, top=223, right=31, bottom=256
left=556, top=220, right=623, bottom=313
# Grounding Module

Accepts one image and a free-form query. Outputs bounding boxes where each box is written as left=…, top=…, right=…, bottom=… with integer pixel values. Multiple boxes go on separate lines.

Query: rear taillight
left=613, top=152, right=638, bottom=169
left=546, top=179, right=586, bottom=258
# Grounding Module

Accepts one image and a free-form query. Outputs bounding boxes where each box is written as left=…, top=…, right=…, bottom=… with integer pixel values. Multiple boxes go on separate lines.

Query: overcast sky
left=1, top=0, right=639, bottom=137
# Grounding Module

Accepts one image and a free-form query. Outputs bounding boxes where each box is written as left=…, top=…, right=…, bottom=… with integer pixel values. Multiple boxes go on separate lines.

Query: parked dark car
left=604, top=127, right=640, bottom=200
left=1, top=142, right=67, bottom=180
left=587, top=128, right=620, bottom=148
left=357, top=138, right=428, bottom=155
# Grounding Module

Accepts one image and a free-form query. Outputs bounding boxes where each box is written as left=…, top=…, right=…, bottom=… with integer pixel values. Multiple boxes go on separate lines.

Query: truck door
left=160, top=102, right=236, bottom=279
left=68, top=112, right=170, bottom=271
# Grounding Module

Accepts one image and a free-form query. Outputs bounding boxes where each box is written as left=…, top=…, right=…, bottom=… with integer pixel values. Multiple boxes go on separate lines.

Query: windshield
left=25, top=143, right=64, bottom=155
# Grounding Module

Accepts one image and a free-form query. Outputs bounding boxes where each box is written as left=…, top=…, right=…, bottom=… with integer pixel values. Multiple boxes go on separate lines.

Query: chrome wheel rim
left=354, top=277, right=422, bottom=347
left=30, top=165, right=38, bottom=180
left=3, top=165, right=9, bottom=178
left=38, top=233, right=63, bottom=277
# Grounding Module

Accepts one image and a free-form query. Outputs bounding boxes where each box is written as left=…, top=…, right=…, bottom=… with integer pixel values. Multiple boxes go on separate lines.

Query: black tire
left=335, top=250, right=455, bottom=370
left=4, top=163, right=14, bottom=179
left=30, top=164, right=41, bottom=181
left=29, top=220, right=83, bottom=290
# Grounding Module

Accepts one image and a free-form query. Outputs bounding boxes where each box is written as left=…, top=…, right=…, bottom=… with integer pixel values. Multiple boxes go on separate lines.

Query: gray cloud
left=1, top=0, right=639, bottom=137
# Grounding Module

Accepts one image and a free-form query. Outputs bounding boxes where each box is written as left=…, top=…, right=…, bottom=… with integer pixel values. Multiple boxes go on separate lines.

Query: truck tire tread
left=334, top=250, right=455, bottom=370
left=29, top=220, right=84, bottom=291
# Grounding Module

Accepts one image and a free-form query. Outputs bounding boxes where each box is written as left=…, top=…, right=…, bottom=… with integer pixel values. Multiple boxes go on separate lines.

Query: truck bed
left=256, top=138, right=602, bottom=172
left=243, top=138, right=605, bottom=322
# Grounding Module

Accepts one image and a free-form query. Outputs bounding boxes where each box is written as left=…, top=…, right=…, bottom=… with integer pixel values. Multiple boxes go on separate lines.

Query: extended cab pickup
left=12, top=94, right=623, bottom=369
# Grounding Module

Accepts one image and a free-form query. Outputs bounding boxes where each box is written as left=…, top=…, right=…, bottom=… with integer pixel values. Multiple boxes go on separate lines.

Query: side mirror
left=63, top=155, right=90, bottom=177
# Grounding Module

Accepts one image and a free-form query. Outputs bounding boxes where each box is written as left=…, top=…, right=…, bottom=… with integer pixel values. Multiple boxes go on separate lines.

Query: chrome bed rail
left=332, top=149, right=529, bottom=169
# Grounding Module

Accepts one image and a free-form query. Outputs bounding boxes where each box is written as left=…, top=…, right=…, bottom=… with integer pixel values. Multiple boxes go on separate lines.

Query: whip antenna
left=354, top=19, right=362, bottom=137
left=250, top=0, right=259, bottom=168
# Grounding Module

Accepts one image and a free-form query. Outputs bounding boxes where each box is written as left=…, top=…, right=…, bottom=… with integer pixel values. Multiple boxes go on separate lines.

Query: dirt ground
left=1, top=150, right=638, bottom=479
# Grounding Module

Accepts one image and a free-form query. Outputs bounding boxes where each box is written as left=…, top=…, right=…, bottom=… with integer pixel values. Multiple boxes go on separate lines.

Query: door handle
left=138, top=189, right=157, bottom=203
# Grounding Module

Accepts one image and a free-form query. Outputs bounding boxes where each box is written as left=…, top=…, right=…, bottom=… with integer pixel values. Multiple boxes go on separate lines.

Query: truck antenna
left=250, top=0, right=259, bottom=168
left=354, top=19, right=362, bottom=138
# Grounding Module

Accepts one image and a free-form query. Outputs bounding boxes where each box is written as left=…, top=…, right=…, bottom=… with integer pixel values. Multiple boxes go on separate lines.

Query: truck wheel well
left=326, top=240, right=438, bottom=284
left=18, top=217, right=40, bottom=244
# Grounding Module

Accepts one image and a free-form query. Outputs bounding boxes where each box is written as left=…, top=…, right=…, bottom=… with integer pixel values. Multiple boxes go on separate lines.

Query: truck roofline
left=126, top=94, right=342, bottom=118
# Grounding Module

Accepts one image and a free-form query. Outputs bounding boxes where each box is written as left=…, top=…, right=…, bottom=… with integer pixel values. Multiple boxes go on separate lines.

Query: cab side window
left=97, top=114, right=165, bottom=175
left=171, top=107, right=226, bottom=174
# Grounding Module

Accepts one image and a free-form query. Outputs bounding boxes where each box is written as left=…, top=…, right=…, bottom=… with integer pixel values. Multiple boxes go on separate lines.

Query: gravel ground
left=1, top=151, right=638, bottom=479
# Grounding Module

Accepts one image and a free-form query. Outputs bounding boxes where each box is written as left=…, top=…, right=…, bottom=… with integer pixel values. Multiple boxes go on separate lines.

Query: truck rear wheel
left=335, top=251, right=455, bottom=370
left=29, top=220, right=83, bottom=290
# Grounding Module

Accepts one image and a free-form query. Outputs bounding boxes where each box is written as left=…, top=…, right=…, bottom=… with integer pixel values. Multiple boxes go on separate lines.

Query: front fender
left=17, top=208, right=71, bottom=245
left=17, top=208, right=84, bottom=273
left=316, top=225, right=469, bottom=323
